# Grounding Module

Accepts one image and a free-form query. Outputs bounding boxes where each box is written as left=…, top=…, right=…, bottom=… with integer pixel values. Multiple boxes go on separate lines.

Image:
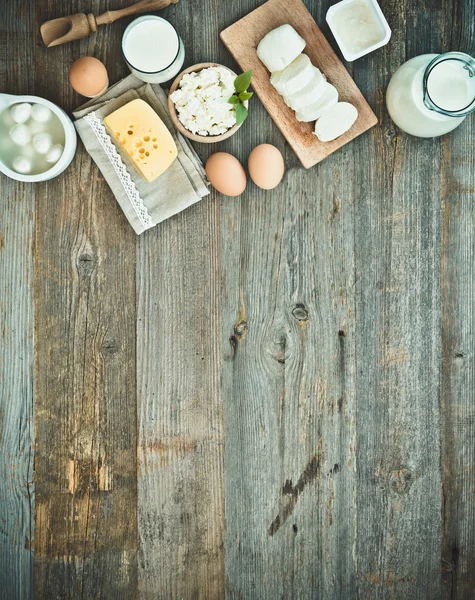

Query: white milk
left=122, top=16, right=185, bottom=84
left=427, top=60, right=475, bottom=111
left=386, top=53, right=475, bottom=138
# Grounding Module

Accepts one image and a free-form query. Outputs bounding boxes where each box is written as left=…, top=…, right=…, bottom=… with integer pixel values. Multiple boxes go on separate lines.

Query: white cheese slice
left=270, top=54, right=314, bottom=97
left=295, top=82, right=339, bottom=122
left=257, top=25, right=306, bottom=73
left=284, top=67, right=327, bottom=111
left=313, top=102, right=358, bottom=142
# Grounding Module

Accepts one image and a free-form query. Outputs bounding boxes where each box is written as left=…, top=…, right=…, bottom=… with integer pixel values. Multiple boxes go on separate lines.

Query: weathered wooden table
left=1, top=0, right=474, bottom=598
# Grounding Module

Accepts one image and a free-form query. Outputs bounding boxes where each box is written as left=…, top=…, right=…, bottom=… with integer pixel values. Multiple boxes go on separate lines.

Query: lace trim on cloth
left=84, top=111, right=154, bottom=231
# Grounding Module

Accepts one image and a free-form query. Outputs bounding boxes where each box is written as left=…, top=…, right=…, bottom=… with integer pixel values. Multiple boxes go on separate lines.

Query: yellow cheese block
left=104, top=99, right=177, bottom=182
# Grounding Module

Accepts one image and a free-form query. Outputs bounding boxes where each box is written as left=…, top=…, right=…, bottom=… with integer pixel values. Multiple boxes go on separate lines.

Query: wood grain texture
left=440, top=119, right=475, bottom=600
left=220, top=0, right=378, bottom=168
left=354, top=0, right=447, bottom=597
left=33, top=3, right=138, bottom=598
left=440, top=2, right=475, bottom=594
left=136, top=203, right=224, bottom=599
left=219, top=1, right=357, bottom=597
left=1, top=0, right=475, bottom=598
left=0, top=1, right=35, bottom=598
left=136, top=2, right=225, bottom=598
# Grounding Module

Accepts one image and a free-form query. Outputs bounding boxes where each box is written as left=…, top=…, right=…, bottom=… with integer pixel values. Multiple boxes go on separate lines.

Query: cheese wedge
left=257, top=25, right=306, bottom=73
left=270, top=54, right=315, bottom=97
left=314, top=102, right=358, bottom=142
left=284, top=66, right=326, bottom=111
left=104, top=99, right=177, bottom=182
left=295, top=82, right=339, bottom=122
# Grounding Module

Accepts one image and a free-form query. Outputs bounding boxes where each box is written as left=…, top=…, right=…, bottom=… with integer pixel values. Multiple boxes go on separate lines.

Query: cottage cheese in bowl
left=170, top=65, right=237, bottom=137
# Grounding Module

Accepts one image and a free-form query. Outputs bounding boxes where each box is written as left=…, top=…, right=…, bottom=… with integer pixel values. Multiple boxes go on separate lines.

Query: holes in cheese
left=104, top=99, right=177, bottom=183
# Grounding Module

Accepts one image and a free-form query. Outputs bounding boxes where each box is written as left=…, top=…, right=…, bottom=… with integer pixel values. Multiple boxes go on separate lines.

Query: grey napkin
left=73, top=74, right=209, bottom=235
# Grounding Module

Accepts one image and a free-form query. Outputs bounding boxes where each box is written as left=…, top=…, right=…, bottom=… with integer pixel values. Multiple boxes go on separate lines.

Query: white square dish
left=326, top=0, right=391, bottom=62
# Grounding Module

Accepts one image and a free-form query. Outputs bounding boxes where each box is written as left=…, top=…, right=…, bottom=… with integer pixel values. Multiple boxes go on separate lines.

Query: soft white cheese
left=170, top=66, right=237, bottom=136
left=313, top=102, right=358, bottom=141
left=295, top=82, right=339, bottom=122
left=270, top=54, right=314, bottom=97
left=257, top=25, right=306, bottom=73
left=284, top=66, right=326, bottom=111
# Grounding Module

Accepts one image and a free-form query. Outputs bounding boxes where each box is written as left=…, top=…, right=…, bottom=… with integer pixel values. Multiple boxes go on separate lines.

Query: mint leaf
left=234, top=70, right=253, bottom=93
left=234, top=103, right=248, bottom=126
left=228, top=95, right=239, bottom=104
left=239, top=91, right=253, bottom=102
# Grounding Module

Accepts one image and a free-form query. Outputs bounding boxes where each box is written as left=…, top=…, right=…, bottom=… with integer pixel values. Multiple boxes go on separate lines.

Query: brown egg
left=205, top=152, right=247, bottom=197
left=69, top=57, right=109, bottom=98
left=248, top=144, right=285, bottom=190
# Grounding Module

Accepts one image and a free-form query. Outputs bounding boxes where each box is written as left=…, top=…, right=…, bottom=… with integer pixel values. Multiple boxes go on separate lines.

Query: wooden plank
left=440, top=17, right=475, bottom=594
left=136, top=203, right=224, bottom=599
left=220, top=2, right=357, bottom=594
left=33, top=3, right=138, bottom=597
left=354, top=0, right=443, bottom=596
left=136, top=1, right=225, bottom=598
left=440, top=124, right=475, bottom=600
left=0, top=1, right=35, bottom=598
left=439, top=8, right=475, bottom=598
left=220, top=0, right=377, bottom=169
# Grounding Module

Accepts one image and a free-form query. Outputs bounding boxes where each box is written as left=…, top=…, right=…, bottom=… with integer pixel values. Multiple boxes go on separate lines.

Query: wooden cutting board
left=220, top=0, right=378, bottom=168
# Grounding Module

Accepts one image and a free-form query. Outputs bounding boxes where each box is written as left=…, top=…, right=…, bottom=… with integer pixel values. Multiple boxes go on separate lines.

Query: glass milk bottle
left=386, top=51, right=475, bottom=137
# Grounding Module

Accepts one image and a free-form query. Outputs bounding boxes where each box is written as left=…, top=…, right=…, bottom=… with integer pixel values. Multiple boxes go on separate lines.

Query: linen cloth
left=73, top=74, right=209, bottom=235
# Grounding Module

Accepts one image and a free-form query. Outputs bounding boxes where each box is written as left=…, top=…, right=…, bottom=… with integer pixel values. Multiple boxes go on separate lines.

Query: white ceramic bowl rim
left=0, top=93, right=77, bottom=183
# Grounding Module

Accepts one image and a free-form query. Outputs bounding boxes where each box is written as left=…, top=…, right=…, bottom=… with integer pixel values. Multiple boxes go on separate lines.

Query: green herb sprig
left=228, top=70, right=253, bottom=126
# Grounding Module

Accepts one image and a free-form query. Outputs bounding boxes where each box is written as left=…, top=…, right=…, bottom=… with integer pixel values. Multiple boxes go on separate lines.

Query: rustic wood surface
left=0, top=0, right=474, bottom=598
left=220, top=0, right=378, bottom=168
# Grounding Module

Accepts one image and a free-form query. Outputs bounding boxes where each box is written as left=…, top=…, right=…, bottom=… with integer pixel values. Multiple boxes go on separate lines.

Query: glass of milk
left=386, top=51, right=475, bottom=138
left=122, top=16, right=185, bottom=84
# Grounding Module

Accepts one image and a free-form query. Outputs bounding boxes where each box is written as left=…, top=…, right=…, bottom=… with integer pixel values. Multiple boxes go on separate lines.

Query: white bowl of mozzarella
left=257, top=24, right=358, bottom=142
left=0, top=93, right=77, bottom=183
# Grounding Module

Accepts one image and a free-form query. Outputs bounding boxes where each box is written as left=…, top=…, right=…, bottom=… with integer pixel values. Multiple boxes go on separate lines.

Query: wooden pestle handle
left=94, top=0, right=179, bottom=27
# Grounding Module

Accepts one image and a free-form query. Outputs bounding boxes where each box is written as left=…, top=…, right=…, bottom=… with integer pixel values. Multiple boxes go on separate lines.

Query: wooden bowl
left=168, top=62, right=245, bottom=144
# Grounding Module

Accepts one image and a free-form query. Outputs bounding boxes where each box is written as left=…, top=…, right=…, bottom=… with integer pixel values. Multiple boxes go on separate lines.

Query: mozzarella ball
left=31, top=104, right=52, bottom=123
left=2, top=108, right=14, bottom=128
left=12, top=156, right=32, bottom=174
left=28, top=119, right=45, bottom=134
left=10, top=103, right=32, bottom=124
left=45, top=144, right=63, bottom=164
left=10, top=123, right=31, bottom=146
left=33, top=132, right=53, bottom=155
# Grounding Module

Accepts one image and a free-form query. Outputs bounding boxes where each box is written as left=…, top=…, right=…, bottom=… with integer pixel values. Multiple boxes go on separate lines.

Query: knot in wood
left=389, top=468, right=414, bottom=495
left=384, top=125, right=397, bottom=143
left=102, top=339, right=119, bottom=356
left=234, top=321, right=247, bottom=337
left=292, top=304, right=308, bottom=322
left=77, top=253, right=96, bottom=275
